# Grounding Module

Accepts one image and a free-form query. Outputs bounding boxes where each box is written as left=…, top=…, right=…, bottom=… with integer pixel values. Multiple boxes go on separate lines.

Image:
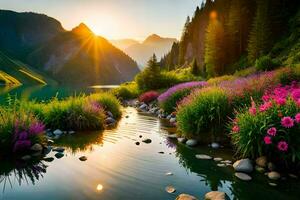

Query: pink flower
left=259, top=101, right=272, bottom=112
left=277, top=141, right=288, bottom=152
left=275, top=98, right=286, bottom=106
left=281, top=116, right=294, bottom=128
left=291, top=89, right=300, bottom=102
left=262, top=94, right=270, bottom=102
left=267, top=127, right=277, bottom=136
left=295, top=113, right=300, bottom=123
left=264, top=136, right=272, bottom=145
left=249, top=107, right=257, bottom=115
left=232, top=125, right=240, bottom=133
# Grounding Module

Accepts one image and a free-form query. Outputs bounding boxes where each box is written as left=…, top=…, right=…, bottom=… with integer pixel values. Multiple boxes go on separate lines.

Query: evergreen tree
left=191, top=58, right=200, bottom=76
left=178, top=16, right=191, bottom=65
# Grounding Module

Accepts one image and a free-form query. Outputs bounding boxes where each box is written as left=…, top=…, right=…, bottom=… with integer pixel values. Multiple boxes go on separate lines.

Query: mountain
left=0, top=10, right=139, bottom=86
left=110, top=39, right=139, bottom=50
left=112, top=34, right=177, bottom=68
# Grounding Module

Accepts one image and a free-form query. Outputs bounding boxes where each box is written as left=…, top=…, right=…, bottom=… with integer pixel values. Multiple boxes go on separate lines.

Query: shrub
left=207, top=75, right=236, bottom=85
left=159, top=89, right=191, bottom=114
left=230, top=83, right=300, bottom=166
left=112, top=82, right=139, bottom=100
left=255, top=55, right=280, bottom=71
left=177, top=87, right=230, bottom=137
left=139, top=91, right=160, bottom=103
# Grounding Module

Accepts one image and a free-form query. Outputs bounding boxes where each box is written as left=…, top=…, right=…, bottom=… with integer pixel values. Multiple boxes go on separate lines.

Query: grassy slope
left=0, top=50, right=57, bottom=85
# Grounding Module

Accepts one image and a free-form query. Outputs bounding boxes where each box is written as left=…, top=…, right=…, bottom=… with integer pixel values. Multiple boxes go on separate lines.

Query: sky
left=0, top=0, right=204, bottom=40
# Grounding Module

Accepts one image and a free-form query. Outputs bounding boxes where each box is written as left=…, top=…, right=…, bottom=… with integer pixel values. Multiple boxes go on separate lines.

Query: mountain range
left=111, top=34, right=177, bottom=68
left=0, top=10, right=139, bottom=86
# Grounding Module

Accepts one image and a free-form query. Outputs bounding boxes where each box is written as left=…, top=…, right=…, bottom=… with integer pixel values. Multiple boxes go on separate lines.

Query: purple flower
left=29, top=122, right=45, bottom=135
left=18, top=131, right=29, bottom=140
left=13, top=140, right=31, bottom=152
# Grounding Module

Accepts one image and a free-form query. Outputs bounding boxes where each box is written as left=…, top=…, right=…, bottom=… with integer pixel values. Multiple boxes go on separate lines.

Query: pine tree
left=178, top=16, right=191, bottom=65
left=191, top=58, right=200, bottom=76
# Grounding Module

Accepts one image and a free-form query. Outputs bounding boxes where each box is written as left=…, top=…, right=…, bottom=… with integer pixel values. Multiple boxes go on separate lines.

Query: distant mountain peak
left=143, top=34, right=163, bottom=43
left=72, top=23, right=93, bottom=36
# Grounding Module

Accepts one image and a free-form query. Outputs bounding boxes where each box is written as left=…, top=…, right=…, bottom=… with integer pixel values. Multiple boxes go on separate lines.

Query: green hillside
left=0, top=50, right=57, bottom=85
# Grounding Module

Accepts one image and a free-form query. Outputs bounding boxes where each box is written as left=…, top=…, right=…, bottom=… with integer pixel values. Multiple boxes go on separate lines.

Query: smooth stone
left=43, top=157, right=54, bottom=162
left=135, top=142, right=140, bottom=145
left=44, top=146, right=52, bottom=154
left=233, top=158, right=253, bottom=173
left=55, top=152, right=64, bottom=159
left=255, top=166, right=265, bottom=173
left=158, top=151, right=164, bottom=154
left=142, top=139, right=152, bottom=144
left=168, top=134, right=177, bottom=139
left=211, top=142, right=220, bottom=149
left=288, top=174, right=298, bottom=179
left=79, top=156, right=87, bottom=161
left=105, top=117, right=116, bottom=124
left=214, top=157, right=223, bottom=162
left=21, top=155, right=31, bottom=161
left=47, top=139, right=54, bottom=144
left=68, top=130, right=75, bottom=134
left=177, top=138, right=187, bottom=143
left=268, top=162, right=276, bottom=171
left=30, top=143, right=43, bottom=151
left=268, top=171, right=281, bottom=180
left=269, top=182, right=277, bottom=187
left=165, top=185, right=176, bottom=193
left=217, top=163, right=226, bottom=167
left=170, top=117, right=176, bottom=123
left=53, top=147, right=65, bottom=152
left=139, top=104, right=147, bottom=110
left=165, top=172, right=173, bottom=176
left=176, top=194, right=198, bottom=200
left=256, top=156, right=267, bottom=168
left=107, top=111, right=113, bottom=118
left=53, top=129, right=63, bottom=136
left=223, top=160, right=232, bottom=164
left=204, top=191, right=226, bottom=200
left=235, top=172, right=252, bottom=181
left=195, top=154, right=212, bottom=160
left=186, top=139, right=198, bottom=147
left=166, top=115, right=172, bottom=120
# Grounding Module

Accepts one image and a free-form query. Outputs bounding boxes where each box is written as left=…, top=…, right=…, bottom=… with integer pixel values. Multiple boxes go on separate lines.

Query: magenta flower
left=264, top=136, right=272, bottom=145
left=29, top=122, right=45, bottom=135
left=275, top=97, right=286, bottom=106
left=295, top=113, right=300, bottom=123
left=281, top=116, right=294, bottom=128
left=277, top=141, right=288, bottom=152
left=249, top=107, right=257, bottom=115
left=291, top=89, right=300, bottom=102
left=267, top=127, right=277, bottom=136
left=232, top=125, right=240, bottom=133
left=259, top=101, right=272, bottom=112
left=262, top=94, right=270, bottom=102
left=18, top=131, right=29, bottom=140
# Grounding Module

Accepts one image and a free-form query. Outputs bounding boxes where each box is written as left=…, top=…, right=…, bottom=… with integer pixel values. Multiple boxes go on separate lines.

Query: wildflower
left=267, top=127, right=277, bottom=136
left=13, top=140, right=31, bottom=152
left=281, top=116, right=294, bottom=128
left=139, top=91, right=160, bottom=103
left=275, top=97, right=286, bottom=106
left=249, top=98, right=256, bottom=115
left=291, top=89, right=300, bottom=102
left=29, top=121, right=45, bottom=135
left=295, top=113, right=300, bottom=123
left=264, top=136, right=272, bottom=145
left=232, top=125, right=240, bottom=133
left=18, top=131, right=28, bottom=140
left=262, top=94, right=270, bottom=102
left=259, top=101, right=272, bottom=112
left=277, top=141, right=288, bottom=152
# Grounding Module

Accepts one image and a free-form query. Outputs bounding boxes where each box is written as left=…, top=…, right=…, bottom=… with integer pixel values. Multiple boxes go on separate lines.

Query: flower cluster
left=158, top=81, right=207, bottom=103
left=84, top=100, right=103, bottom=114
left=139, top=91, right=160, bottom=103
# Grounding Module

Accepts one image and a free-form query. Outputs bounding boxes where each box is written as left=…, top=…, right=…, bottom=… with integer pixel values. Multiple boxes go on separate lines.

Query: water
left=0, top=107, right=299, bottom=200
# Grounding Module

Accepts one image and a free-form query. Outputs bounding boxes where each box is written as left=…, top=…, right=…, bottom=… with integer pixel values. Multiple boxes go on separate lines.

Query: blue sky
left=0, top=0, right=204, bottom=40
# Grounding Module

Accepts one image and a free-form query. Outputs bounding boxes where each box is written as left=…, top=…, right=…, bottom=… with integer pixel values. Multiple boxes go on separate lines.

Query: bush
left=255, top=56, right=280, bottom=71
left=207, top=75, right=236, bottom=85
left=230, top=83, right=300, bottom=166
left=177, top=87, right=230, bottom=137
left=112, top=82, right=139, bottom=100
left=160, top=89, right=191, bottom=114
left=139, top=91, right=160, bottom=103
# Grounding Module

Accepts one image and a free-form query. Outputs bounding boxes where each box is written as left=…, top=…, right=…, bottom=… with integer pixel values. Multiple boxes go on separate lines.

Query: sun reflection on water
left=96, top=184, right=103, bottom=191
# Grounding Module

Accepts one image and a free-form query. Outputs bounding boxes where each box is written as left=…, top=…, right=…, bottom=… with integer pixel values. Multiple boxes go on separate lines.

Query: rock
left=32, top=151, right=42, bottom=157
left=30, top=143, right=43, bottom=151
left=79, top=156, right=87, bottom=161
left=195, top=154, right=212, bottom=160
left=158, top=151, right=164, bottom=154
left=105, top=117, right=116, bottom=125
left=176, top=194, right=198, bottom=200
left=139, top=104, right=147, bottom=110
left=47, top=139, right=54, bottom=144
left=235, top=172, right=252, bottom=181
left=186, top=139, right=198, bottom=147
left=255, top=166, right=265, bottom=173
left=53, top=147, right=65, bottom=152
left=177, top=137, right=187, bottom=143
left=55, top=152, right=64, bottom=159
left=142, top=139, right=152, bottom=144
left=165, top=185, right=176, bottom=193
left=166, top=115, right=172, bottom=120
left=135, top=142, right=140, bottom=145
left=233, top=159, right=253, bottom=173
left=165, top=172, right=173, bottom=176
left=217, top=163, right=226, bottom=167
left=223, top=160, right=232, bottom=164
left=21, top=155, right=31, bottom=161
left=44, top=157, right=54, bottom=162
left=268, top=162, right=276, bottom=171
left=288, top=174, right=298, bottom=179
left=256, top=156, right=267, bottom=168
left=268, top=171, right=281, bottom=180
left=204, top=191, right=226, bottom=200
left=168, top=134, right=177, bottom=139
left=214, top=157, right=223, bottom=162
left=269, top=182, right=277, bottom=187
left=53, top=129, right=63, bottom=136
left=170, top=117, right=176, bottom=123
left=126, top=115, right=129, bottom=118
left=211, top=142, right=220, bottom=149
left=106, top=111, right=113, bottom=118
left=68, top=130, right=75, bottom=134
left=139, top=135, right=142, bottom=138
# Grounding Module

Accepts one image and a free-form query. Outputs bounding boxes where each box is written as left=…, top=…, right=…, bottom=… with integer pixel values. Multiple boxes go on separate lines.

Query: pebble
left=47, top=139, right=54, bottom=144
left=233, top=158, right=253, bottom=173
left=158, top=151, right=164, bottom=154
left=186, top=139, right=198, bottom=147
left=175, top=194, right=198, bottom=200
left=53, top=129, right=63, bottom=136
left=288, top=174, right=298, bottom=179
left=68, top=130, right=75, bottom=134
left=255, top=166, right=265, bottom=173
left=235, top=172, right=252, bottom=181
left=168, top=134, right=177, bottom=139
left=55, top=152, right=64, bottom=159
left=170, top=118, right=176, bottom=123
left=269, top=182, right=277, bottom=187
left=79, top=156, right=87, bottom=161
left=211, top=142, right=220, bottom=149
left=105, top=117, right=116, bottom=125
left=165, top=185, right=176, bottom=193
left=217, top=163, right=226, bottom=167
left=204, top=191, right=226, bottom=200
left=43, top=157, right=54, bottom=162
left=213, top=157, right=223, bottom=162
left=268, top=171, right=281, bottom=180
left=165, top=172, right=173, bottom=176
left=142, top=139, right=152, bottom=144
left=21, top=155, right=31, bottom=161
left=30, top=143, right=43, bottom=151
left=177, top=138, right=187, bottom=143
left=135, top=142, right=140, bottom=145
left=195, top=154, right=212, bottom=160
left=256, top=156, right=267, bottom=168
left=139, top=135, right=142, bottom=138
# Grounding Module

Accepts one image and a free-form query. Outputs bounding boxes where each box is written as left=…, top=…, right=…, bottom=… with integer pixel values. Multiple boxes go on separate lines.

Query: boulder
left=53, top=129, right=63, bottom=136
left=233, top=159, right=253, bottom=173
left=235, top=172, right=252, bottom=181
left=195, top=154, right=212, bottom=160
left=256, top=156, right=267, bottom=168
left=30, top=143, right=43, bottom=151
left=204, top=191, right=226, bottom=200
left=268, top=171, right=281, bottom=180
left=186, top=139, right=198, bottom=147
left=176, top=194, right=198, bottom=200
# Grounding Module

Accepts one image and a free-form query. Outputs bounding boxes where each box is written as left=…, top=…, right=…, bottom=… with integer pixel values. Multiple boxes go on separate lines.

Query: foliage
left=255, top=55, right=280, bottom=71
left=138, top=91, right=160, bottom=104
left=207, top=75, right=236, bottom=85
left=191, top=58, right=201, bottom=76
left=159, top=89, right=191, bottom=114
left=112, top=82, right=139, bottom=100
left=230, top=83, right=300, bottom=166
